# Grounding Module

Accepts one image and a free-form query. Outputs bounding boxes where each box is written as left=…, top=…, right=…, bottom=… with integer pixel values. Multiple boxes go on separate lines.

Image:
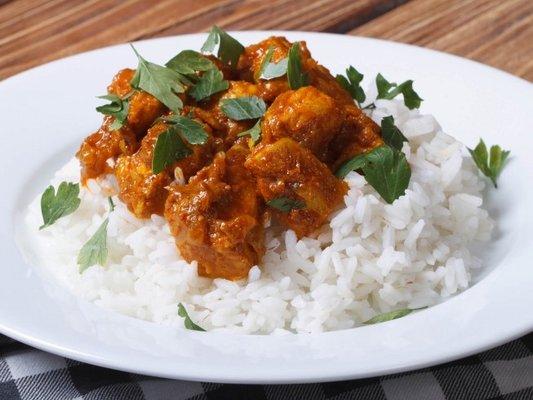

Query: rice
left=24, top=98, right=493, bottom=334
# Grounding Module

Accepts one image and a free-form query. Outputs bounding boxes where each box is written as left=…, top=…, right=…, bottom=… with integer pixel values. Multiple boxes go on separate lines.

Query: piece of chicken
left=165, top=141, right=264, bottom=280
left=245, top=138, right=347, bottom=237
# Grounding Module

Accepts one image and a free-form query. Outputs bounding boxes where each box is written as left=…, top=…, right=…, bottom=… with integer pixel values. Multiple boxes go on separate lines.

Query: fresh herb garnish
left=220, top=96, right=266, bottom=120
left=129, top=45, right=185, bottom=111
left=160, top=115, right=209, bottom=145
left=39, top=182, right=81, bottom=230
left=364, top=308, right=413, bottom=324
left=336, top=145, right=411, bottom=204
left=189, top=69, right=229, bottom=101
left=200, top=26, right=244, bottom=69
left=165, top=50, right=214, bottom=75
left=178, top=303, right=206, bottom=331
left=108, top=197, right=115, bottom=212
left=375, top=73, right=423, bottom=110
left=96, top=92, right=133, bottom=130
left=381, top=116, right=408, bottom=151
left=237, top=119, right=262, bottom=145
left=257, top=46, right=288, bottom=80
left=468, top=139, right=510, bottom=188
left=336, top=66, right=365, bottom=105
left=267, top=197, right=306, bottom=212
left=287, top=42, right=309, bottom=90
left=152, top=127, right=193, bottom=174
left=77, top=218, right=109, bottom=273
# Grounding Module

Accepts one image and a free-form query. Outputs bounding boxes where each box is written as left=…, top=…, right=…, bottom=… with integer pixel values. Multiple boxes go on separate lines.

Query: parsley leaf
left=220, top=96, right=266, bottom=120
left=130, top=45, right=185, bottom=111
left=287, top=42, right=309, bottom=90
left=96, top=93, right=132, bottom=130
left=375, top=73, right=423, bottom=109
left=152, top=126, right=193, bottom=174
left=381, top=116, right=408, bottom=151
left=267, top=197, right=306, bottom=212
left=178, top=303, right=206, bottom=331
left=189, top=69, right=229, bottom=101
left=335, top=153, right=367, bottom=179
left=364, top=308, right=412, bottom=324
left=160, top=115, right=209, bottom=145
left=40, top=182, right=81, bottom=230
left=200, top=26, right=244, bottom=68
left=108, top=197, right=115, bottom=212
left=468, top=139, right=510, bottom=188
left=237, top=119, right=262, bottom=145
left=257, top=46, right=288, bottom=80
left=336, top=66, right=366, bottom=104
left=165, top=50, right=214, bottom=75
left=77, top=218, right=109, bottom=273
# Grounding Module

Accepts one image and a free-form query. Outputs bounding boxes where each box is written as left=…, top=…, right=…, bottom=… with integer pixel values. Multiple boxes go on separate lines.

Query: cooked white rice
left=25, top=98, right=493, bottom=334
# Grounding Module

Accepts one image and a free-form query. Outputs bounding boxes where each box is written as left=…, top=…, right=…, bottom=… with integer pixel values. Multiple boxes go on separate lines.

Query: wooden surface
left=0, top=0, right=532, bottom=81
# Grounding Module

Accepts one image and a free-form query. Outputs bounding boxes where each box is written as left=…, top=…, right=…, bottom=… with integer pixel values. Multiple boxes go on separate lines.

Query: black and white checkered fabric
left=1, top=333, right=531, bottom=400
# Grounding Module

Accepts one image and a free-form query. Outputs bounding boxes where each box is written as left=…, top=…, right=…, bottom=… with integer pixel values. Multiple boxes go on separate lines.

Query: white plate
left=1, top=32, right=532, bottom=384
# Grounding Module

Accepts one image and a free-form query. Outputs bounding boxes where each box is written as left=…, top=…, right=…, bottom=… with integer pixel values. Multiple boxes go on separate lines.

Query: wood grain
left=0, top=0, right=531, bottom=81
left=352, top=0, right=533, bottom=81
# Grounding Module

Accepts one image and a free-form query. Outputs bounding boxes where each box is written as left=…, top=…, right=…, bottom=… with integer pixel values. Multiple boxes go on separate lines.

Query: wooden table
left=1, top=0, right=532, bottom=81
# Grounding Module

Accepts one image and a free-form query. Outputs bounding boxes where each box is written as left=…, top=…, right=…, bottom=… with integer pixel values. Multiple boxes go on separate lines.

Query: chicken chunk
left=115, top=119, right=219, bottom=219
left=165, top=142, right=264, bottom=280
left=245, top=138, right=347, bottom=237
left=261, top=86, right=343, bottom=161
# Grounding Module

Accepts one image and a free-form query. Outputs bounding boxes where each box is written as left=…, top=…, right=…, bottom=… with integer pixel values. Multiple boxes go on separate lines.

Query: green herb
left=152, top=127, right=193, bottom=174
left=381, top=116, right=408, bottom=151
left=336, top=145, right=411, bottom=204
left=108, top=197, right=115, bottom=212
left=39, top=182, right=81, bottom=230
left=287, top=42, right=309, bottom=90
left=189, top=69, right=229, bottom=101
left=96, top=92, right=132, bottom=130
left=220, top=96, right=266, bottom=120
left=336, top=66, right=365, bottom=104
left=165, top=50, right=214, bottom=75
left=468, top=139, right=510, bottom=188
left=335, top=153, right=367, bottom=179
left=364, top=308, right=412, bottom=324
left=257, top=46, right=288, bottom=80
left=237, top=119, right=262, bottom=144
left=375, top=73, right=423, bottom=109
left=267, top=197, right=305, bottom=212
left=160, top=115, right=209, bottom=145
left=130, top=45, right=185, bottom=111
left=178, top=303, right=206, bottom=331
left=77, top=218, right=109, bottom=273
left=200, top=26, right=244, bottom=68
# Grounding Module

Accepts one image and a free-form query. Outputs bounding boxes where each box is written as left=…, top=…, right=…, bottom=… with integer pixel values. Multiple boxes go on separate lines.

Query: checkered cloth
left=1, top=333, right=531, bottom=400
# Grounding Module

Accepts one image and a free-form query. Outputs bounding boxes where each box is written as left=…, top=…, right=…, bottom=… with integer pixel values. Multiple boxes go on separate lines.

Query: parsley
left=336, top=146, right=411, bottom=204
left=160, top=115, right=209, bottom=145
left=178, top=303, right=206, bottom=331
left=200, top=26, right=244, bottom=68
left=381, top=116, right=408, bottom=151
left=364, top=308, right=412, bottom=324
left=108, top=197, right=115, bottom=212
left=220, top=96, right=266, bottom=120
left=336, top=66, right=365, bottom=104
left=257, top=46, right=288, bottom=80
left=468, top=139, right=510, bottom=188
left=267, top=197, right=305, bottom=212
left=40, top=182, right=81, bottom=230
left=96, top=92, right=133, bottom=130
left=189, top=69, right=229, bottom=101
left=129, top=45, right=185, bottom=111
left=375, top=73, right=423, bottom=109
left=77, top=218, right=109, bottom=273
left=165, top=50, right=214, bottom=75
left=152, top=127, right=193, bottom=174
left=287, top=42, right=309, bottom=90
left=237, top=119, right=262, bottom=145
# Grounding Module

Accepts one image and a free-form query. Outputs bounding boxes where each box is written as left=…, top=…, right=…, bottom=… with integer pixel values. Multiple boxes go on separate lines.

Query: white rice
left=24, top=98, right=493, bottom=334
